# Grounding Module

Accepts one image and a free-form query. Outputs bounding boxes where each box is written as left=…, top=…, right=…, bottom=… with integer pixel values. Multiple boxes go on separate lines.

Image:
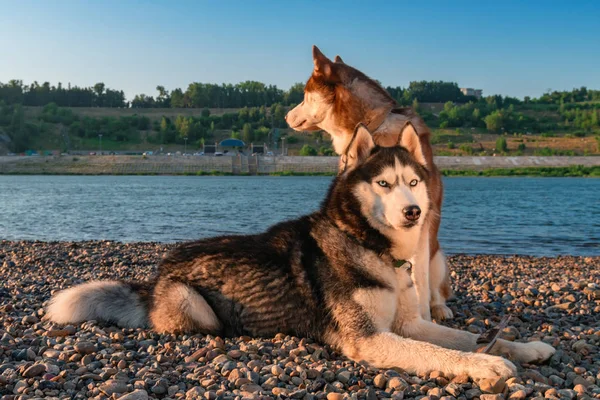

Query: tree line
left=0, top=101, right=291, bottom=153
left=421, top=97, right=600, bottom=135
left=4, top=78, right=598, bottom=110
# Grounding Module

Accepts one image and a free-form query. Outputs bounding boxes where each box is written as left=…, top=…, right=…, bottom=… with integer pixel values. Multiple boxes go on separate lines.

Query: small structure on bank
left=219, top=138, right=246, bottom=149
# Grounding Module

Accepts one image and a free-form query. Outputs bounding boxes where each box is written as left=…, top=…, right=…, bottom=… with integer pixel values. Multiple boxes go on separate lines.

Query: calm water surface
left=0, top=176, right=598, bottom=256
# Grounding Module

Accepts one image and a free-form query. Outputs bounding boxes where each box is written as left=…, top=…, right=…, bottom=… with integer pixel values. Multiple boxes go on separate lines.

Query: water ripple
left=0, top=176, right=598, bottom=256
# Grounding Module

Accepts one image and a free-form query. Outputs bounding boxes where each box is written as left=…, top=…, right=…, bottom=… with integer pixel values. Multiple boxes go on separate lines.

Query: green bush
left=517, top=143, right=526, bottom=151
left=534, top=147, right=575, bottom=156
left=496, top=137, right=508, bottom=152
left=447, top=141, right=455, bottom=149
left=319, top=146, right=335, bottom=156
left=285, top=135, right=299, bottom=144
left=459, top=144, right=473, bottom=154
left=299, top=145, right=317, bottom=156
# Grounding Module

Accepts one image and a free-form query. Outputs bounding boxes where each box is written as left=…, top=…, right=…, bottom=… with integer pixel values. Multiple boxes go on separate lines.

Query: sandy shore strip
left=0, top=241, right=599, bottom=400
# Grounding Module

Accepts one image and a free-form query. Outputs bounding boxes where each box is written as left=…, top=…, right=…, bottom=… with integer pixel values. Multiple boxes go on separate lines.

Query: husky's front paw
left=463, top=353, right=517, bottom=380
left=431, top=303, right=453, bottom=320
left=509, top=341, right=556, bottom=364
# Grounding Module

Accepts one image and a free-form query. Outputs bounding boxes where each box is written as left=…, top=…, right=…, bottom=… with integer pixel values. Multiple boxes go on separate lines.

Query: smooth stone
left=99, top=379, right=129, bottom=395
left=23, top=364, right=46, bottom=378
left=480, top=377, right=506, bottom=394
left=374, top=374, right=387, bottom=389
left=74, top=341, right=97, bottom=354
left=119, top=390, right=149, bottom=400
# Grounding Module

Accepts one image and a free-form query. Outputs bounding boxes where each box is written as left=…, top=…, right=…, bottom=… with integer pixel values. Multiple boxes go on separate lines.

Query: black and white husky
left=45, top=123, right=554, bottom=379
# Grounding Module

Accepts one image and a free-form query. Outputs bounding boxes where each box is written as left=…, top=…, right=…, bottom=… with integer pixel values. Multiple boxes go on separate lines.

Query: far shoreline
left=1, top=166, right=599, bottom=177
left=1, top=166, right=600, bottom=178
left=1, top=154, right=599, bottom=177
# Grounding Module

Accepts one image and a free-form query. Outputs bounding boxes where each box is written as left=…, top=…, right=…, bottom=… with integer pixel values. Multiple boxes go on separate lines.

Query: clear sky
left=2, top=0, right=599, bottom=100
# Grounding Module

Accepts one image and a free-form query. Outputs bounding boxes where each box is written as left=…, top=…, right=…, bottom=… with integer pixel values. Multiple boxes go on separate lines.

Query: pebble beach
left=0, top=240, right=599, bottom=400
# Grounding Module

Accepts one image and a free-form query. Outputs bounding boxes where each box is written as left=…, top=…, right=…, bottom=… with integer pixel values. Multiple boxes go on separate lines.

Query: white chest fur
left=352, top=254, right=399, bottom=332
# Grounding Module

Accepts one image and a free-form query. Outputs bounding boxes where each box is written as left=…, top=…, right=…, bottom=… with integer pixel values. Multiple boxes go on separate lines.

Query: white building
left=460, top=88, right=483, bottom=99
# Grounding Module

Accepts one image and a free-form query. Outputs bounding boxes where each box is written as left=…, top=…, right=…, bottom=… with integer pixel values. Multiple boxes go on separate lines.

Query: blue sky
left=1, top=0, right=599, bottom=100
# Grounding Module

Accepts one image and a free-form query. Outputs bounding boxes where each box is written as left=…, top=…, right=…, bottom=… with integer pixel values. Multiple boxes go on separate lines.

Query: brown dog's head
left=285, top=46, right=397, bottom=153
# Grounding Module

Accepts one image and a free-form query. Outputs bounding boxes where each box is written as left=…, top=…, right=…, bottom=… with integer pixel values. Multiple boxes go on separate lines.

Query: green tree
left=299, top=145, right=317, bottom=156
left=485, top=110, right=505, bottom=133
left=312, top=131, right=323, bottom=142
left=170, top=88, right=185, bottom=108
left=472, top=108, right=481, bottom=124
left=174, top=115, right=192, bottom=139
left=496, top=137, right=508, bottom=152
left=272, top=103, right=287, bottom=128
left=156, top=86, right=170, bottom=107
left=459, top=144, right=473, bottom=154
left=285, top=135, right=299, bottom=144
left=591, top=110, right=599, bottom=128
left=412, top=98, right=420, bottom=114
left=284, top=82, right=305, bottom=105
left=319, top=146, right=335, bottom=156
left=93, top=83, right=105, bottom=106
left=242, top=123, right=254, bottom=143
left=160, top=117, right=170, bottom=133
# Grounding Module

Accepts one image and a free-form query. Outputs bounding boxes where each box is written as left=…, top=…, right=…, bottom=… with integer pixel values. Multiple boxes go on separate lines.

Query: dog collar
left=366, top=108, right=393, bottom=133
left=367, top=107, right=419, bottom=136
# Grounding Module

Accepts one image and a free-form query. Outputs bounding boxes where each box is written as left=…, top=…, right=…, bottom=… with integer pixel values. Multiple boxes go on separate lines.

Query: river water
left=0, top=176, right=598, bottom=256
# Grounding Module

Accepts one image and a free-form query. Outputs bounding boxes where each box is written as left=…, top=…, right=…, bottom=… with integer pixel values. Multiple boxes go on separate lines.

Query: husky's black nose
left=404, top=205, right=421, bottom=221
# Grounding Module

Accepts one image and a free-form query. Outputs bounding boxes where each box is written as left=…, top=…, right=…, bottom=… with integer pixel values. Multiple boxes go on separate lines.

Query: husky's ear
left=334, top=55, right=344, bottom=64
left=398, top=122, right=427, bottom=166
left=312, top=45, right=334, bottom=79
left=341, top=123, right=375, bottom=173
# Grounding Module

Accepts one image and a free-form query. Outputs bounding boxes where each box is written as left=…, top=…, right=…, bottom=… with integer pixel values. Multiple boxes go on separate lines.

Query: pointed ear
left=334, top=55, right=344, bottom=64
left=398, top=122, right=427, bottom=166
left=312, top=45, right=334, bottom=78
left=340, top=123, right=375, bottom=173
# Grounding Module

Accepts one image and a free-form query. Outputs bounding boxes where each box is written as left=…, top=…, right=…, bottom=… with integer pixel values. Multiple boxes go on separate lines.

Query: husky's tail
left=45, top=280, right=152, bottom=328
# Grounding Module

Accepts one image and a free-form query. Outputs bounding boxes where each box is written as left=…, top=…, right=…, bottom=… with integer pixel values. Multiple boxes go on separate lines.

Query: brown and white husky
left=286, top=46, right=451, bottom=321
left=45, top=123, right=554, bottom=379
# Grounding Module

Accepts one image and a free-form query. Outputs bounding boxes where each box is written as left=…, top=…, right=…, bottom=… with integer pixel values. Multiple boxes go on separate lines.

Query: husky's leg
left=150, top=279, right=221, bottom=334
left=392, top=269, right=555, bottom=364
left=429, top=249, right=454, bottom=320
left=409, top=231, right=431, bottom=321
left=332, top=281, right=516, bottom=379
left=400, top=318, right=555, bottom=364
left=342, top=331, right=516, bottom=379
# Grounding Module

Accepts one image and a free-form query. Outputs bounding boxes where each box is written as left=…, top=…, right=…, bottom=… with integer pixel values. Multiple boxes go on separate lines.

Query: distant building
left=460, top=88, right=483, bottom=99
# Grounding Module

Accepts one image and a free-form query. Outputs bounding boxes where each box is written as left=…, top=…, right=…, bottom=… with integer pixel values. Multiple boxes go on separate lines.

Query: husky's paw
left=431, top=303, right=453, bottom=320
left=510, top=341, right=556, bottom=364
left=463, top=353, right=517, bottom=380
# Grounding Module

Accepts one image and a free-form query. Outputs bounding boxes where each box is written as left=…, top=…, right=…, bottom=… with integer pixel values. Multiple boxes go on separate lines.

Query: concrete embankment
left=0, top=155, right=598, bottom=175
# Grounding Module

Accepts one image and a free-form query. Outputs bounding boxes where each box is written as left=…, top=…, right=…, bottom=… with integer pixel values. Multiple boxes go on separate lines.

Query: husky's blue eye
left=377, top=180, right=389, bottom=187
left=410, top=179, right=418, bottom=187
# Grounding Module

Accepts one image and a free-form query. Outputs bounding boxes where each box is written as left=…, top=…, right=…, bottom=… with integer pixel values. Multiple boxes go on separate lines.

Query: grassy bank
left=273, top=166, right=600, bottom=177
left=441, top=165, right=600, bottom=177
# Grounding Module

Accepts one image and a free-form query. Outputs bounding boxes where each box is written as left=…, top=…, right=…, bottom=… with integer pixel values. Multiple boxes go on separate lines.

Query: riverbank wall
left=0, top=155, right=598, bottom=175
